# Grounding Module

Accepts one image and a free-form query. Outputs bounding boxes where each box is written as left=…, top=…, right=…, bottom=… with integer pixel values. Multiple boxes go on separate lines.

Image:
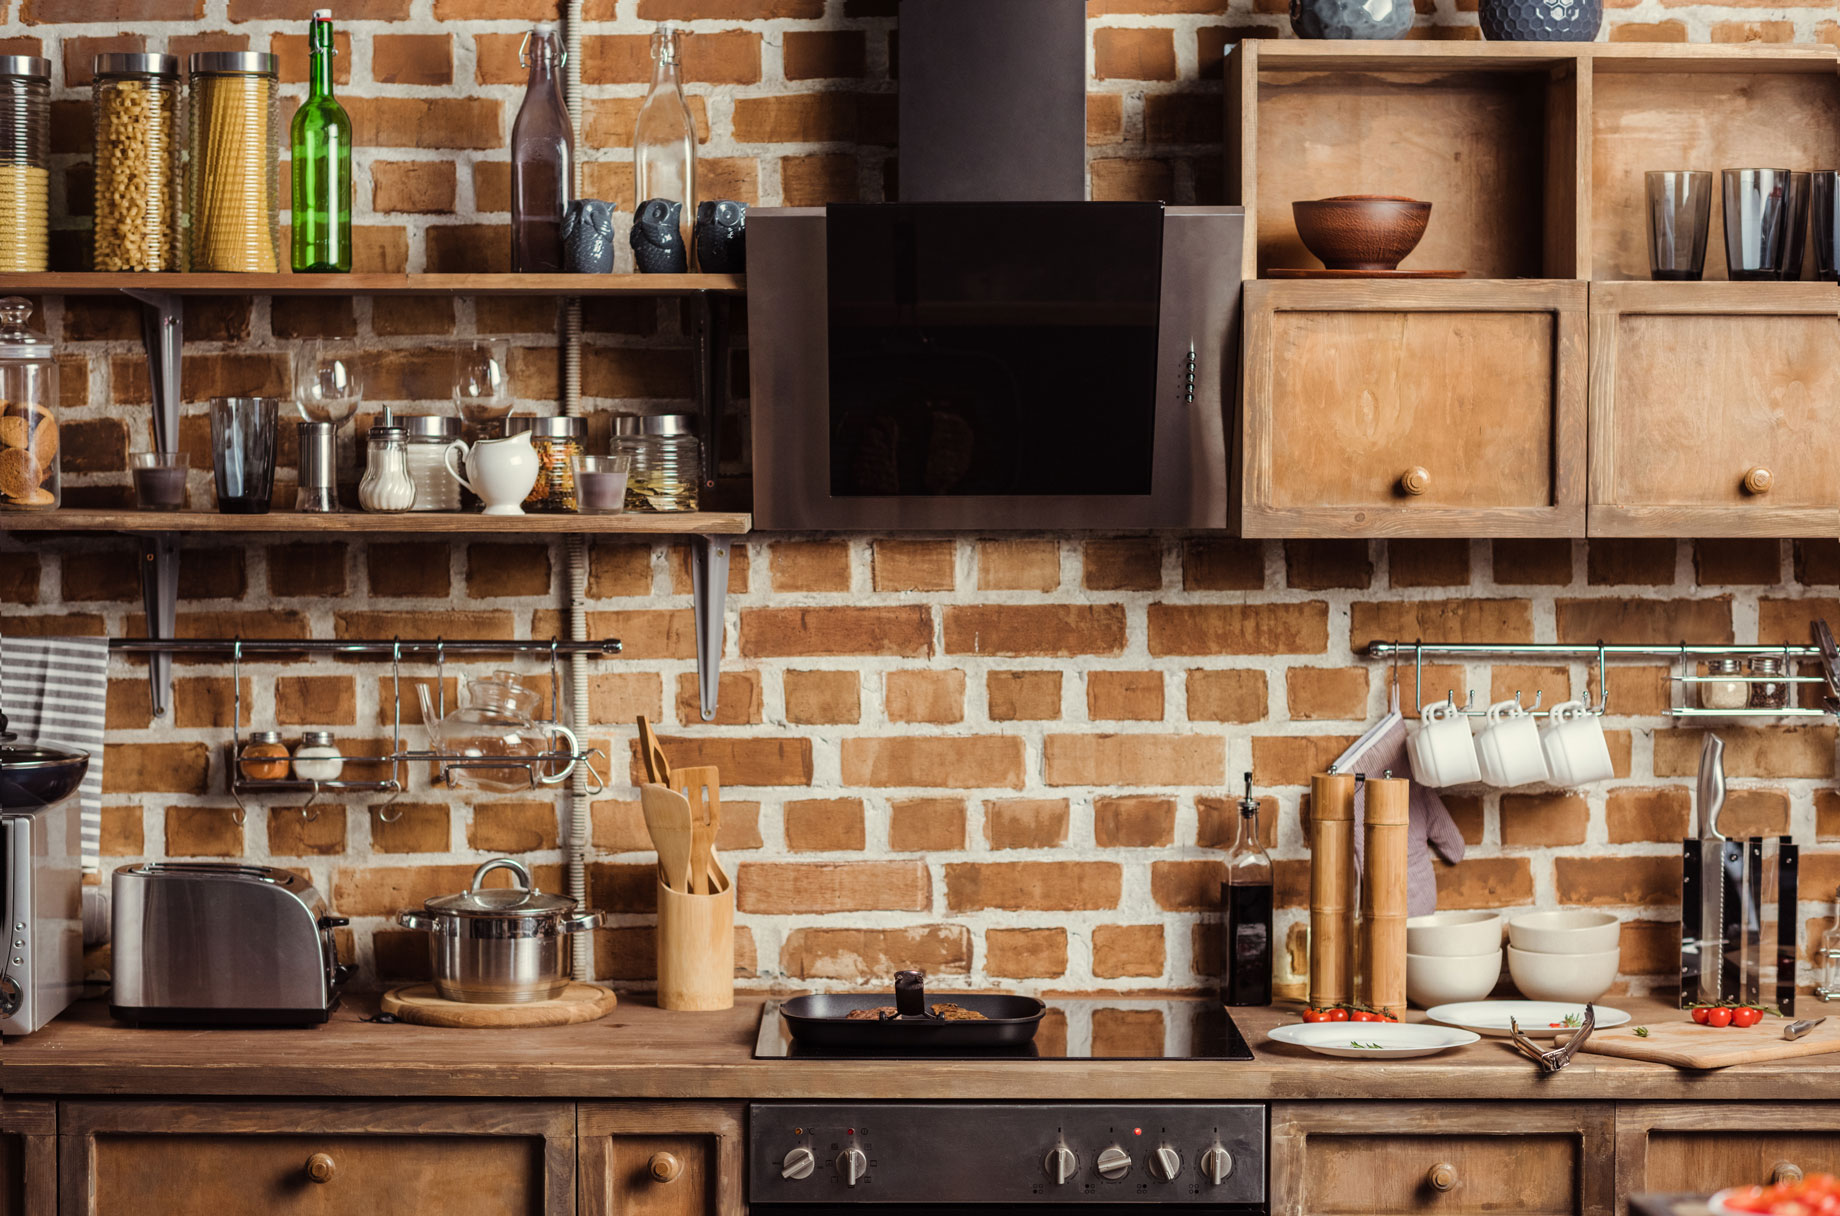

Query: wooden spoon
left=639, top=783, right=694, bottom=893
left=636, top=715, right=671, bottom=787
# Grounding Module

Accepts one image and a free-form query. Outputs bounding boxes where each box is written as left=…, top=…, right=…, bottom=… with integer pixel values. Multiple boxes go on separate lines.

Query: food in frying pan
left=845, top=1006, right=899, bottom=1020
left=931, top=1002, right=988, bottom=1021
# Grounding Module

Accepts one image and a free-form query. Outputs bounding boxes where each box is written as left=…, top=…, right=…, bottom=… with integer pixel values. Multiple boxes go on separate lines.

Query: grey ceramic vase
left=630, top=198, right=689, bottom=274
left=561, top=200, right=616, bottom=274
left=1290, top=0, right=1411, bottom=39
left=1479, top=0, right=1602, bottom=40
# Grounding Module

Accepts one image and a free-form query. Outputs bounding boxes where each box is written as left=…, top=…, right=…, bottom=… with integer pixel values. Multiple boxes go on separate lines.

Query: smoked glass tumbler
left=1780, top=171, right=1811, bottom=281
left=1723, top=168, right=1792, bottom=281
left=1815, top=172, right=1840, bottom=282
left=1646, top=170, right=1713, bottom=280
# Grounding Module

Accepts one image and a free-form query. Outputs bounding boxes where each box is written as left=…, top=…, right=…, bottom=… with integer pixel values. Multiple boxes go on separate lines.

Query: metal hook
left=1595, top=642, right=1610, bottom=716
left=300, top=782, right=323, bottom=820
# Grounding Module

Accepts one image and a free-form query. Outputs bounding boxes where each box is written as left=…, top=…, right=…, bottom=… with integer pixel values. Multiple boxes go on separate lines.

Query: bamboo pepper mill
left=1361, top=773, right=1410, bottom=1019
left=1308, top=771, right=1356, bottom=1010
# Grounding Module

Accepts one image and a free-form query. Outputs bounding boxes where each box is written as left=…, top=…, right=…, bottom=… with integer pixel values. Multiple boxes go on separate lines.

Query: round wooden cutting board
left=381, top=982, right=619, bottom=1028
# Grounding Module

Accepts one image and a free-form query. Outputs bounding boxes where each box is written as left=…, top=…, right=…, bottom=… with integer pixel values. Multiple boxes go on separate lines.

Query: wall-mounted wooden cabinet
left=1238, top=279, right=1587, bottom=538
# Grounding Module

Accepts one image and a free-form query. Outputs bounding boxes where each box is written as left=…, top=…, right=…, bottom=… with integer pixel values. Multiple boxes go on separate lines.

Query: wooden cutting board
left=381, top=982, right=618, bottom=1029
left=1577, top=1014, right=1840, bottom=1070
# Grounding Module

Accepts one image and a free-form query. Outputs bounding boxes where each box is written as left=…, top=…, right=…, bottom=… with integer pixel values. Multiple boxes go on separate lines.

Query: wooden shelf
left=0, top=508, right=751, bottom=535
left=0, top=272, right=744, bottom=297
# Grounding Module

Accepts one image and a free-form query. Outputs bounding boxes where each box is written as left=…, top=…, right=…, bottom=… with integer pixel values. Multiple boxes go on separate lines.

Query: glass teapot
left=416, top=670, right=580, bottom=793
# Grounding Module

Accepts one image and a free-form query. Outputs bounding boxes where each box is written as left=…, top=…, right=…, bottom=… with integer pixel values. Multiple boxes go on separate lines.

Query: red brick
left=1150, top=859, right=1226, bottom=911
left=372, top=161, right=457, bottom=214
left=1087, top=670, right=1164, bottom=721
left=987, top=671, right=1062, bottom=721
left=738, top=861, right=929, bottom=914
left=1554, top=855, right=1679, bottom=907
left=165, top=807, right=242, bottom=857
left=372, top=33, right=452, bottom=85
left=641, top=736, right=813, bottom=786
left=347, top=98, right=501, bottom=150
left=1095, top=796, right=1176, bottom=848
left=944, top=861, right=1121, bottom=911
left=1285, top=667, right=1368, bottom=720
left=674, top=671, right=761, bottom=726
left=1093, top=27, right=1177, bottom=80
left=1587, top=539, right=1677, bottom=585
left=1184, top=538, right=1264, bottom=590
left=732, top=93, right=895, bottom=145
left=742, top=606, right=932, bottom=657
left=977, top=540, right=1061, bottom=591
left=770, top=540, right=851, bottom=592
left=985, top=799, right=1069, bottom=849
left=1390, top=539, right=1471, bottom=587
left=371, top=803, right=451, bottom=854
left=884, top=669, right=965, bottom=724
left=466, top=542, right=551, bottom=598
left=1188, top=670, right=1267, bottom=723
left=945, top=604, right=1125, bottom=657
left=1093, top=924, right=1164, bottom=978
left=781, top=154, right=859, bottom=206
left=986, top=928, right=1067, bottom=978
left=1492, top=538, right=1574, bottom=585
left=1083, top=538, right=1162, bottom=591
left=1091, top=158, right=1172, bottom=202
left=636, top=0, right=821, bottom=15
left=1147, top=603, right=1328, bottom=656
left=1606, top=787, right=1689, bottom=843
left=265, top=542, right=347, bottom=598
left=783, top=669, right=861, bottom=725
left=1653, top=726, right=1834, bottom=779
left=1555, top=597, right=1733, bottom=645
left=1351, top=599, right=1533, bottom=645
left=888, top=798, right=965, bottom=852
left=873, top=540, right=955, bottom=592
left=105, top=742, right=210, bottom=794
left=784, top=797, right=866, bottom=852
left=469, top=801, right=559, bottom=854
left=841, top=736, right=1025, bottom=789
left=1694, top=538, right=1780, bottom=585
left=1286, top=540, right=1373, bottom=590
left=782, top=926, right=970, bottom=981
left=784, top=29, right=867, bottom=79
left=1609, top=20, right=1688, bottom=40
left=24, top=0, right=203, bottom=18
left=1434, top=856, right=1535, bottom=908
left=1499, top=793, right=1588, bottom=847
left=1044, top=734, right=1223, bottom=787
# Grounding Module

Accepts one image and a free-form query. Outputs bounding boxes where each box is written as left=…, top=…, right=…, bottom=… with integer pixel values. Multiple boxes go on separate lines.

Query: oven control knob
left=1044, top=1146, right=1078, bottom=1185
left=1149, top=1146, right=1182, bottom=1182
left=1200, top=1146, right=1234, bottom=1186
left=781, top=1147, right=816, bottom=1180
left=1096, top=1146, right=1132, bottom=1180
left=837, top=1147, right=868, bottom=1187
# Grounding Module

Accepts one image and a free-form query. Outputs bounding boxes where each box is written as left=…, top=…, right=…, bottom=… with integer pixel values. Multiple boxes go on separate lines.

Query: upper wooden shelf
left=0, top=272, right=744, bottom=297
left=1241, top=40, right=1840, bottom=74
left=0, top=508, right=752, bottom=535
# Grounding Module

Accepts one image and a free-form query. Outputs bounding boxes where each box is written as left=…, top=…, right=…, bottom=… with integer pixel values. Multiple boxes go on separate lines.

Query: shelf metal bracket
left=139, top=533, right=179, bottom=717
left=124, top=290, right=184, bottom=717
left=690, top=534, right=730, bottom=722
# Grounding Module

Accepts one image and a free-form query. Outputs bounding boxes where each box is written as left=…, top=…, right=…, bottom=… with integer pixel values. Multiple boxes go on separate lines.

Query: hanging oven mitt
left=1339, top=684, right=1468, bottom=917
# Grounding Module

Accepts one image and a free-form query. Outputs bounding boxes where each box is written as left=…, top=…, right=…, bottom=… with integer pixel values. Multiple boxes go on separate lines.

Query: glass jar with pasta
left=0, top=56, right=49, bottom=274
left=188, top=52, right=281, bottom=273
left=92, top=54, right=182, bottom=272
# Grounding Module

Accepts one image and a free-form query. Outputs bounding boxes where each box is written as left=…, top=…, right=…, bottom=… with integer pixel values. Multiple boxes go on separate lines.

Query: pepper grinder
left=296, top=420, right=337, bottom=512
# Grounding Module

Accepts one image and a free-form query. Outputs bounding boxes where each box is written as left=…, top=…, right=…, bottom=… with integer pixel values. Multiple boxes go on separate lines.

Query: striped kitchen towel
left=0, top=636, right=107, bottom=873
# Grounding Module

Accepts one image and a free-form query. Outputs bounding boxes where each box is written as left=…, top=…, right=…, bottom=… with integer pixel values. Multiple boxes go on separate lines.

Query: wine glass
left=453, top=339, right=513, bottom=429
left=293, top=341, right=364, bottom=428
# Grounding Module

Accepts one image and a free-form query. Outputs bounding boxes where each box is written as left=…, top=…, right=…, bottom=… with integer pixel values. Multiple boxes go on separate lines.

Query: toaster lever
left=318, top=916, right=350, bottom=930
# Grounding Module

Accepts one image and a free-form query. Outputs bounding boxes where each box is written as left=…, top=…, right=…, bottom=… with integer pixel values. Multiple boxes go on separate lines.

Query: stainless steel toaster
left=110, top=862, right=351, bottom=1026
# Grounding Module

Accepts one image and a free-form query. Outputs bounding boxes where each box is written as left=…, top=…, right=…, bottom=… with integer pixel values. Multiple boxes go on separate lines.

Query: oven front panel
left=748, top=1102, right=1265, bottom=1208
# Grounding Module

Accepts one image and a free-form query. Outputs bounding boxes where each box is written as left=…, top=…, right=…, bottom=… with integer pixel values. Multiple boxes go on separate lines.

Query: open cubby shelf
left=0, top=508, right=752, bottom=535
left=1228, top=40, right=1840, bottom=283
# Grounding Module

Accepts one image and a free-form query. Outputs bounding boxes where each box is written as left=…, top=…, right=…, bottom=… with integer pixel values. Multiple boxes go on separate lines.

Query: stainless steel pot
left=397, top=857, right=600, bottom=1004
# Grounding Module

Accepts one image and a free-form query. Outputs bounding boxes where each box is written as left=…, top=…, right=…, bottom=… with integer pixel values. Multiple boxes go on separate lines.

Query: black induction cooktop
left=754, top=997, right=1255, bottom=1061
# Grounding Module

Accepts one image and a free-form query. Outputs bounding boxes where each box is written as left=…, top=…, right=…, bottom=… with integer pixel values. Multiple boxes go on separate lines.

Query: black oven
left=747, top=203, right=1244, bottom=531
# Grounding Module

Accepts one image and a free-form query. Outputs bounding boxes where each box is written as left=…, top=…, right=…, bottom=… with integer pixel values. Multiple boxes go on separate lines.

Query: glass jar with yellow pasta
left=92, top=54, right=182, bottom=272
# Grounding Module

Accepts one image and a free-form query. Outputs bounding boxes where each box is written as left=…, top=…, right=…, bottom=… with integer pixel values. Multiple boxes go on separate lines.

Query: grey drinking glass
left=1814, top=172, right=1840, bottom=282
left=1645, top=170, right=1713, bottom=280
left=209, top=395, right=280, bottom=515
left=1723, top=168, right=1792, bottom=281
left=1779, top=171, right=1811, bottom=280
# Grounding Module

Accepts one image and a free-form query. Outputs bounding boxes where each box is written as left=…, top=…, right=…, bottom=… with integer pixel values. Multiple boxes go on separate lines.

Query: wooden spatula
left=636, top=715, right=672, bottom=786
left=675, top=765, right=722, bottom=895
left=639, top=782, right=694, bottom=893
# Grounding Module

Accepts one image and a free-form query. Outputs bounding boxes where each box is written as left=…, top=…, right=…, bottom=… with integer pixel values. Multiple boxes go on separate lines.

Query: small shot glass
left=131, top=451, right=189, bottom=511
left=572, top=453, right=631, bottom=515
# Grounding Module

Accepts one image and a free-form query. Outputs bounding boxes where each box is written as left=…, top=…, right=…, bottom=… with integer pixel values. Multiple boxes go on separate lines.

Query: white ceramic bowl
left=1406, top=911, right=1503, bottom=958
left=1507, top=910, right=1621, bottom=955
left=1507, top=944, right=1620, bottom=1003
left=1406, top=949, right=1503, bottom=1009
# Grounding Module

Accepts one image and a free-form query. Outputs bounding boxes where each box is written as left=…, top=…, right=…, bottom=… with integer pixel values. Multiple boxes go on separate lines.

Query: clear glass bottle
left=1748, top=655, right=1788, bottom=710
left=1699, top=657, right=1749, bottom=711
left=358, top=414, right=416, bottom=512
left=1221, top=773, right=1273, bottom=1007
left=510, top=24, right=574, bottom=274
left=92, top=53, right=182, bottom=271
left=1822, top=887, right=1840, bottom=1001
left=633, top=26, right=696, bottom=264
left=238, top=730, right=290, bottom=781
left=0, top=296, right=59, bottom=511
left=291, top=731, right=344, bottom=782
left=289, top=11, right=351, bottom=272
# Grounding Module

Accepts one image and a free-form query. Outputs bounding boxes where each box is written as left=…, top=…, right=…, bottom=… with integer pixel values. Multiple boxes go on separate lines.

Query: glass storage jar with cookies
left=0, top=297, right=58, bottom=511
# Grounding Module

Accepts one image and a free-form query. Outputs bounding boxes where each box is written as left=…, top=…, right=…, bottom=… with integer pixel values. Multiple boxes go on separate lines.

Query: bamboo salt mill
left=1361, top=773, right=1410, bottom=1018
left=1308, top=771, right=1356, bottom=1010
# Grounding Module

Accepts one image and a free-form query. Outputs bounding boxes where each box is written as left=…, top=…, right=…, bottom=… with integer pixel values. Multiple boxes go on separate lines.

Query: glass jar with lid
left=615, top=413, right=701, bottom=512
left=238, top=730, right=289, bottom=781
left=188, top=52, right=281, bottom=273
left=0, top=56, right=48, bottom=273
left=506, top=415, right=586, bottom=512
left=1748, top=655, right=1788, bottom=710
left=1699, top=657, right=1749, bottom=711
left=0, top=297, right=59, bottom=511
left=401, top=414, right=465, bottom=512
left=92, top=53, right=182, bottom=271
left=291, top=731, right=344, bottom=782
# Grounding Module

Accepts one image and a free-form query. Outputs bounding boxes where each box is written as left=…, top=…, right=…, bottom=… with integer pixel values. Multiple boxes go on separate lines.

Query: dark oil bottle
left=1221, top=772, right=1273, bottom=1006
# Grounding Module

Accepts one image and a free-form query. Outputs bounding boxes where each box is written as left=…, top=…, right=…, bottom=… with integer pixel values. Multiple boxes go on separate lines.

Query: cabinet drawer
left=60, top=1101, right=573, bottom=1216
left=1589, top=282, right=1840, bottom=536
left=1271, top=1102, right=1615, bottom=1216
left=1617, top=1104, right=1840, bottom=1215
left=0, top=1102, right=53, bottom=1216
left=1239, top=280, right=1587, bottom=537
left=578, top=1102, right=743, bottom=1216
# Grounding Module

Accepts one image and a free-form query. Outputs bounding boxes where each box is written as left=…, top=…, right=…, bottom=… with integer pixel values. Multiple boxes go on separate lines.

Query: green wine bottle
left=290, top=9, right=352, bottom=273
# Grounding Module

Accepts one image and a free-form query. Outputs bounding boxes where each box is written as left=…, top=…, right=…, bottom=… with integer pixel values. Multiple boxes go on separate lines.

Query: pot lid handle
left=471, top=856, right=536, bottom=897
left=0, top=707, right=12, bottom=744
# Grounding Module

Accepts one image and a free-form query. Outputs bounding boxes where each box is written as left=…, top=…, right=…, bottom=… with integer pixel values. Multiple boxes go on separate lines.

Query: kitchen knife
left=1697, top=733, right=1729, bottom=1006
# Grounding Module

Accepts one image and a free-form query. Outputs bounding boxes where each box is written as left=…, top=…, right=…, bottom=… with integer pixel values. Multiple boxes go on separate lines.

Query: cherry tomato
left=1692, top=1006, right=1712, bottom=1025
left=1732, top=1006, right=1764, bottom=1028
left=1326, top=1008, right=1349, bottom=1022
left=1350, top=1010, right=1380, bottom=1022
left=1301, top=1009, right=1334, bottom=1023
left=1379, top=1012, right=1399, bottom=1022
left=1706, top=1006, right=1733, bottom=1028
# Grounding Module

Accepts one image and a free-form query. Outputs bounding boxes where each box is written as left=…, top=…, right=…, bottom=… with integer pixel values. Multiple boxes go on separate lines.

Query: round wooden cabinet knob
left=1743, top=466, right=1774, bottom=496
left=1772, top=1161, right=1804, bottom=1186
left=305, top=1152, right=337, bottom=1185
left=1427, top=1162, right=1458, bottom=1193
left=1399, top=467, right=1432, bottom=497
left=649, top=1152, right=684, bottom=1184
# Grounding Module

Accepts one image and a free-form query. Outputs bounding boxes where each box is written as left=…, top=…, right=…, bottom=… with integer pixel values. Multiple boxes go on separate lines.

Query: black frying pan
left=780, top=969, right=1046, bottom=1049
left=0, top=710, right=89, bottom=810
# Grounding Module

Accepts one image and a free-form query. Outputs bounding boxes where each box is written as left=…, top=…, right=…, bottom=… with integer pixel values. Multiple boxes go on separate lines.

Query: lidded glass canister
left=506, top=414, right=586, bottom=512
left=0, top=56, right=49, bottom=273
left=617, top=413, right=700, bottom=512
left=402, top=414, right=464, bottom=512
left=0, top=296, right=60, bottom=511
left=188, top=52, right=281, bottom=273
left=92, top=53, right=182, bottom=272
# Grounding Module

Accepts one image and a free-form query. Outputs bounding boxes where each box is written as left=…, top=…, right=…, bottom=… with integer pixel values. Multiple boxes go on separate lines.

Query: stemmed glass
left=293, top=341, right=365, bottom=427
left=453, top=339, right=513, bottom=431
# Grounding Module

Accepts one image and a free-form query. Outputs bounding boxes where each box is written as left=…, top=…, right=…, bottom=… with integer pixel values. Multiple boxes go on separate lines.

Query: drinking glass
left=209, top=396, right=279, bottom=515
left=292, top=341, right=364, bottom=427
left=131, top=452, right=188, bottom=511
left=1645, top=170, right=1712, bottom=281
left=1723, top=168, right=1792, bottom=281
left=453, top=339, right=513, bottom=430
left=572, top=452, right=630, bottom=515
left=1781, top=171, right=1812, bottom=281
left=1814, top=172, right=1840, bottom=282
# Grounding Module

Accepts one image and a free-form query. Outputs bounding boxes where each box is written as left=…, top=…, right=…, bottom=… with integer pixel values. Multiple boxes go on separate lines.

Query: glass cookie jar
left=0, top=296, right=59, bottom=511
left=614, top=413, right=700, bottom=512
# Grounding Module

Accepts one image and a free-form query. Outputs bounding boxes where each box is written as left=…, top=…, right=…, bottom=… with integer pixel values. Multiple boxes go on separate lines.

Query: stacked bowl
left=1505, top=911, right=1621, bottom=1002
left=1404, top=911, right=1503, bottom=1007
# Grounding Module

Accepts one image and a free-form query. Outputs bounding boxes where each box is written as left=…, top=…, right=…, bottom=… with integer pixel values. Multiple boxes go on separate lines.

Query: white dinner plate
left=1424, top=999, right=1630, bottom=1038
left=1266, top=1021, right=1481, bottom=1059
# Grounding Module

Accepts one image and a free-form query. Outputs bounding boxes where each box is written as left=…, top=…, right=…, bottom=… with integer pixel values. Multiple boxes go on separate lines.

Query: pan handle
left=895, top=969, right=926, bottom=1018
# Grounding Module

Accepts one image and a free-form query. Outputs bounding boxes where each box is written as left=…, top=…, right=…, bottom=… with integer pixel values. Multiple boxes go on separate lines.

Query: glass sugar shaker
left=358, top=408, right=416, bottom=512
left=1699, top=657, right=1749, bottom=711
left=291, top=731, right=344, bottom=782
left=1748, top=655, right=1788, bottom=710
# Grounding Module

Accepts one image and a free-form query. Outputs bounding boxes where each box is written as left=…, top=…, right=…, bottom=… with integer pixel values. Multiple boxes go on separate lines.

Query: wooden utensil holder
left=656, top=874, right=734, bottom=1011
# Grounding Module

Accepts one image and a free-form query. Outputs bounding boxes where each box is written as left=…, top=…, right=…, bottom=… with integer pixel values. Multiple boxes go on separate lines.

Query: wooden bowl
left=1291, top=195, right=1433, bottom=271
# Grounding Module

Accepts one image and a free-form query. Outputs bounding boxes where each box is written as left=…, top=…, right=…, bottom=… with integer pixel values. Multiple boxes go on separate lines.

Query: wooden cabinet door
left=1239, top=279, right=1588, bottom=537
left=1270, top=1101, right=1616, bottom=1216
left=58, top=1100, right=574, bottom=1216
left=1616, top=1103, right=1840, bottom=1216
left=1589, top=282, right=1840, bottom=536
left=577, top=1103, right=742, bottom=1216
left=0, top=1102, right=55, bottom=1216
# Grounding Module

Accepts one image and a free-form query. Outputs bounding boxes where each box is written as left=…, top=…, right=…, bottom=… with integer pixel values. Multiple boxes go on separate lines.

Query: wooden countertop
left=6, top=992, right=1838, bottom=1101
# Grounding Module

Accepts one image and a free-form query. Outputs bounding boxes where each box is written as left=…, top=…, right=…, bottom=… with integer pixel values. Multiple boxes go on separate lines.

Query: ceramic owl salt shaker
left=694, top=201, right=748, bottom=274
left=630, top=198, right=688, bottom=274
left=561, top=200, right=616, bottom=274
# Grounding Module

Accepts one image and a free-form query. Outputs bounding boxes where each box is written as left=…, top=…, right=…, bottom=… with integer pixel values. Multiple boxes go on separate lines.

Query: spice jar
left=506, top=415, right=585, bottom=512
left=402, top=414, right=464, bottom=512
left=291, top=731, right=344, bottom=782
left=1748, top=655, right=1788, bottom=710
left=359, top=411, right=416, bottom=512
left=0, top=57, right=48, bottom=273
left=188, top=52, right=281, bottom=273
left=616, top=413, right=701, bottom=512
left=0, top=297, right=60, bottom=512
left=1699, top=657, right=1749, bottom=711
left=238, top=730, right=290, bottom=781
left=92, top=53, right=181, bottom=271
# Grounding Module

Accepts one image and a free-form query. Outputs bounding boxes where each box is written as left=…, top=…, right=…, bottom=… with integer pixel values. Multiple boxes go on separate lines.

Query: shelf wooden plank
left=0, top=272, right=744, bottom=297
left=1242, top=40, right=1840, bottom=75
left=0, top=508, right=751, bottom=535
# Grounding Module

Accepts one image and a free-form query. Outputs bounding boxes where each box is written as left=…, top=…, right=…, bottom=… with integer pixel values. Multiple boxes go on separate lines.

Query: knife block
left=1309, top=772, right=1356, bottom=1009
left=657, top=876, right=735, bottom=1011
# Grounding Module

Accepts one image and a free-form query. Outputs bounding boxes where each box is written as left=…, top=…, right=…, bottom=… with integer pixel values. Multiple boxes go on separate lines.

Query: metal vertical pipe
left=562, top=0, right=593, bottom=981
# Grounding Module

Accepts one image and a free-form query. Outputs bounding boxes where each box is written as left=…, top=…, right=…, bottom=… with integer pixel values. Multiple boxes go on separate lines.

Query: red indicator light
left=1133, top=1128, right=1142, bottom=1136
left=848, top=1128, right=855, bottom=1135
